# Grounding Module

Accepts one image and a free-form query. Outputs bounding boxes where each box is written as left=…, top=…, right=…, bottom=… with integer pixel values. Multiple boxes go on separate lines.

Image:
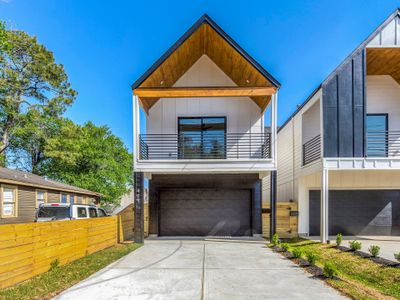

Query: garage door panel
left=160, top=189, right=251, bottom=236
left=309, top=190, right=400, bottom=236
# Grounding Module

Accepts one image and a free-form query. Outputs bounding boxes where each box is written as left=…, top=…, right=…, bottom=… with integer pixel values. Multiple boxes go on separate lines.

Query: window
left=36, top=190, right=46, bottom=208
left=77, top=207, right=87, bottom=218
left=367, top=114, right=388, bottom=157
left=2, top=186, right=17, bottom=217
left=69, top=195, right=75, bottom=204
left=178, top=117, right=226, bottom=159
left=97, top=208, right=107, bottom=217
left=77, top=196, right=83, bottom=204
left=61, top=194, right=68, bottom=203
left=89, top=207, right=97, bottom=218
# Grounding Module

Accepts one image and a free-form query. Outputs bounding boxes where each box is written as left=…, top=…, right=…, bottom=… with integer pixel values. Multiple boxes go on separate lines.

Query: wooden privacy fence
left=262, top=202, right=298, bottom=238
left=0, top=216, right=117, bottom=289
left=117, top=203, right=148, bottom=242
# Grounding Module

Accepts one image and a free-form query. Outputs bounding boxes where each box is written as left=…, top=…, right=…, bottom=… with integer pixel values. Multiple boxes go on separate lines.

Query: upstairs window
left=2, top=186, right=17, bottom=218
left=61, top=193, right=68, bottom=203
left=178, top=117, right=226, bottom=159
left=366, top=114, right=388, bottom=157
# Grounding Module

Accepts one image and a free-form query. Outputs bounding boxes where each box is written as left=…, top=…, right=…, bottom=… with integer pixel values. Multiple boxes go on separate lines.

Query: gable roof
left=278, top=8, right=400, bottom=133
left=132, top=14, right=280, bottom=112
left=0, top=167, right=102, bottom=197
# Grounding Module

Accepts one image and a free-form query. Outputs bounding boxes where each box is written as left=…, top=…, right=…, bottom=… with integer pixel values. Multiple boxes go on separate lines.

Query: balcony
left=139, top=133, right=271, bottom=160
left=302, top=134, right=321, bottom=166
left=366, top=130, right=400, bottom=157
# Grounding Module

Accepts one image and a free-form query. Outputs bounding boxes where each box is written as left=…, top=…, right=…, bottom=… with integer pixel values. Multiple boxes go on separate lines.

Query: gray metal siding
left=322, top=50, right=366, bottom=158
left=309, top=190, right=400, bottom=236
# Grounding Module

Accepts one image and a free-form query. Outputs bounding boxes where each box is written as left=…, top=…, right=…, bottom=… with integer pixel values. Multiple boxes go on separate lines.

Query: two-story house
left=131, top=15, right=280, bottom=242
left=265, top=9, right=400, bottom=243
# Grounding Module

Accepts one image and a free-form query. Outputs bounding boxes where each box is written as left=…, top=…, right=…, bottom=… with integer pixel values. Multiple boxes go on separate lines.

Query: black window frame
left=366, top=113, right=388, bottom=157
left=177, top=116, right=227, bottom=159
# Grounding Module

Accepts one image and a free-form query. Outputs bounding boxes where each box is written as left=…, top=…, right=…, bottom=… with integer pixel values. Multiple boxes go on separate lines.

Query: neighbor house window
left=178, top=117, right=226, bottom=159
left=69, top=195, right=75, bottom=204
left=77, top=196, right=83, bottom=204
left=61, top=193, right=68, bottom=203
left=2, top=185, right=17, bottom=218
left=36, top=190, right=47, bottom=208
left=367, top=114, right=388, bottom=157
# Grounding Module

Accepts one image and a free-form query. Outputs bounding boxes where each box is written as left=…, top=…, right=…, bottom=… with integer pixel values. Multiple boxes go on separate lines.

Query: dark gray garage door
left=159, top=189, right=251, bottom=236
left=309, top=190, right=400, bottom=236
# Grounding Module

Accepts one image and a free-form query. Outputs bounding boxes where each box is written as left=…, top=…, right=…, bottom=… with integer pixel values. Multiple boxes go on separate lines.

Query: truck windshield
left=37, top=206, right=70, bottom=219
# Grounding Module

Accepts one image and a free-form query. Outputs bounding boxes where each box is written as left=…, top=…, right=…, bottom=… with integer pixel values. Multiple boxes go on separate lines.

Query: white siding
left=146, top=55, right=263, bottom=135
left=367, top=75, right=400, bottom=131
left=262, top=90, right=322, bottom=205
left=367, top=16, right=400, bottom=47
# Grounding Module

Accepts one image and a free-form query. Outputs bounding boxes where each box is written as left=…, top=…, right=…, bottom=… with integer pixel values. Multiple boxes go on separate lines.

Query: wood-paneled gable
left=132, top=15, right=279, bottom=113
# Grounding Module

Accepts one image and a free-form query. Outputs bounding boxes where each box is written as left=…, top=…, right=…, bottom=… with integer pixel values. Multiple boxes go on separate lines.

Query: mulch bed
left=335, top=245, right=400, bottom=268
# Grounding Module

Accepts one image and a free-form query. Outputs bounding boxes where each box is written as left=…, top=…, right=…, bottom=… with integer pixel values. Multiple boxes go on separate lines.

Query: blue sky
left=1, top=0, right=400, bottom=151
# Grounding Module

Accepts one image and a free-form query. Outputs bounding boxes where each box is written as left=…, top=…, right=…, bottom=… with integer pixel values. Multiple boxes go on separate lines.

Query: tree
left=0, top=21, right=76, bottom=165
left=39, top=120, right=132, bottom=208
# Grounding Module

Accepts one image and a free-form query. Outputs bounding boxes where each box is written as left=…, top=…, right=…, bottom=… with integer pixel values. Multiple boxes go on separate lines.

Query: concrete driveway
left=55, top=239, right=346, bottom=300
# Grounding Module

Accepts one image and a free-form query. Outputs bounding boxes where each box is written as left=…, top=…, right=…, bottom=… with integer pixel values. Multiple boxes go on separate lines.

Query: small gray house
left=0, top=167, right=101, bottom=224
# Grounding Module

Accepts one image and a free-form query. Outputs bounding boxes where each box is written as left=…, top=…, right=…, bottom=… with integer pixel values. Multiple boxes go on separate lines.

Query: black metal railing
left=366, top=130, right=400, bottom=157
left=302, top=134, right=321, bottom=165
left=139, top=133, right=271, bottom=160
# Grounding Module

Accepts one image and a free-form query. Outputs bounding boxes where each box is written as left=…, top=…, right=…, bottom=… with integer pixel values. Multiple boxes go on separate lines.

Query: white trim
left=271, top=92, right=278, bottom=168
left=133, top=95, right=140, bottom=171
left=320, top=168, right=329, bottom=243
left=323, top=157, right=400, bottom=170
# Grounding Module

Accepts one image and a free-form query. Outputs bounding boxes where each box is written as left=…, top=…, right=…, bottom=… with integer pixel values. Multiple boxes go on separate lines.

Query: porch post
left=134, top=171, right=144, bottom=243
left=320, top=168, right=329, bottom=243
left=270, top=92, right=278, bottom=167
left=270, top=170, right=277, bottom=238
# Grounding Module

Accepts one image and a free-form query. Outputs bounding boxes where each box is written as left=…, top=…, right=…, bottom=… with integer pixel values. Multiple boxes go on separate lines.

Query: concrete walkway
left=55, top=239, right=347, bottom=300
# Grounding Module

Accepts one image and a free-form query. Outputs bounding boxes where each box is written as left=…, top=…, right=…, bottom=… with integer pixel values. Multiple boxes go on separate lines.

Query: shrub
left=280, top=243, right=289, bottom=252
left=323, top=261, right=338, bottom=279
left=305, top=250, right=319, bottom=265
left=368, top=245, right=380, bottom=257
left=271, top=233, right=280, bottom=246
left=394, top=252, right=400, bottom=262
left=292, top=247, right=303, bottom=258
left=349, top=240, right=362, bottom=251
left=336, top=233, right=343, bottom=247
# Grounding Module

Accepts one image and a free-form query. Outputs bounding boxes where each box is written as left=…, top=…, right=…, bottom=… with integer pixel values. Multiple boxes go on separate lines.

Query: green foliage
left=349, top=240, right=362, bottom=251
left=305, top=250, right=318, bottom=265
left=368, top=245, right=380, bottom=258
left=39, top=120, right=132, bottom=208
left=0, top=21, right=76, bottom=165
left=323, top=261, right=338, bottom=279
left=292, top=247, right=303, bottom=258
left=394, top=252, right=400, bottom=262
left=280, top=243, right=289, bottom=252
left=271, top=233, right=279, bottom=246
left=336, top=233, right=343, bottom=247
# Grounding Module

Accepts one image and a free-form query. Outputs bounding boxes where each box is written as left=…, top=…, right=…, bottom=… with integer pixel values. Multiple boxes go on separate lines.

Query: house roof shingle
left=0, top=167, right=101, bottom=197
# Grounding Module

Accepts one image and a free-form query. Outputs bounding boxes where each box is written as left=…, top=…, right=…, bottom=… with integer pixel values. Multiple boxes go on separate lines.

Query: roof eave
left=131, top=14, right=280, bottom=90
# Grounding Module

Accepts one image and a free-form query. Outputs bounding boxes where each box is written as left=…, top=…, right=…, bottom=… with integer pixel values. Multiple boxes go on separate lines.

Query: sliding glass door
left=178, top=117, right=226, bottom=159
left=366, top=114, right=388, bottom=157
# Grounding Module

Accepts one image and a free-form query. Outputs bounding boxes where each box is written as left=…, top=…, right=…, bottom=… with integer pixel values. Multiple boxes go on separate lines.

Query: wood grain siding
left=149, top=174, right=261, bottom=235
left=322, top=50, right=366, bottom=157
left=0, top=186, right=36, bottom=224
left=47, top=191, right=60, bottom=202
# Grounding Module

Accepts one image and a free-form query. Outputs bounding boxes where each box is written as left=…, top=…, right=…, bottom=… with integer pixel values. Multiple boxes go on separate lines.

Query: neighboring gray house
left=264, top=9, right=400, bottom=242
left=0, top=167, right=101, bottom=224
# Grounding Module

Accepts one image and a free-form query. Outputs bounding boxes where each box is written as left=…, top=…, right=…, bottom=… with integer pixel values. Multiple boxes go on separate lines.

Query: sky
left=1, top=0, right=400, bottom=151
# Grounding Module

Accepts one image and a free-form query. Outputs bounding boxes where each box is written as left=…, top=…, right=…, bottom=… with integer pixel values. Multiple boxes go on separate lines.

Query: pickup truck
left=35, top=203, right=108, bottom=222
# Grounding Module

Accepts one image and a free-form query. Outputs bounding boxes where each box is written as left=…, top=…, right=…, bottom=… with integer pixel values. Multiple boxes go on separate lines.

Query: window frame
left=1, top=185, right=18, bottom=218
left=366, top=113, right=389, bottom=157
left=36, top=189, right=47, bottom=208
left=60, top=193, right=69, bottom=203
left=177, top=116, right=227, bottom=159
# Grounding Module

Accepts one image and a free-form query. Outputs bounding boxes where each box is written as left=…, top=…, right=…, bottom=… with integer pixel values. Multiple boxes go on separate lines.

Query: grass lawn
left=282, top=239, right=400, bottom=300
left=0, top=243, right=142, bottom=300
